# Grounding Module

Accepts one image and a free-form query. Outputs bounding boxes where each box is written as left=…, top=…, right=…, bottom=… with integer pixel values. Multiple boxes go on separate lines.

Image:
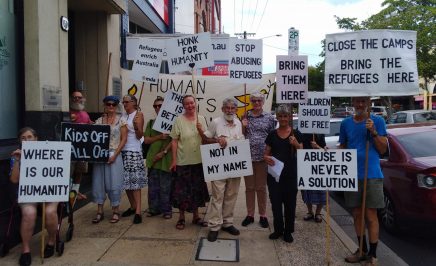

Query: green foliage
left=308, top=65, right=324, bottom=91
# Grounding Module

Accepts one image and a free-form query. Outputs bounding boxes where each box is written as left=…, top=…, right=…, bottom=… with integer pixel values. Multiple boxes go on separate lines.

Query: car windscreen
left=413, top=112, right=436, bottom=123
left=397, top=131, right=436, bottom=157
left=326, top=121, right=341, bottom=137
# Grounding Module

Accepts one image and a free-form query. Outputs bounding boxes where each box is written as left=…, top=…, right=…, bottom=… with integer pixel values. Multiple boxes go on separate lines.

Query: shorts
left=344, top=178, right=384, bottom=209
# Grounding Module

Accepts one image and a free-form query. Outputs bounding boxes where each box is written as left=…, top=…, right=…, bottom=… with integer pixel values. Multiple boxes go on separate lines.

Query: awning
left=68, top=0, right=127, bottom=14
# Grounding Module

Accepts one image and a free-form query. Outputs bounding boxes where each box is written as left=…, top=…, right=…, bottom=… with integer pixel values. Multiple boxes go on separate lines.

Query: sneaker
left=207, top=230, right=218, bottom=242
left=259, top=217, right=269, bottom=228
left=19, top=252, right=31, bottom=266
left=222, top=226, right=240, bottom=235
left=241, top=216, right=254, bottom=226
left=43, top=244, right=55, bottom=258
left=344, top=249, right=368, bottom=263
left=133, top=214, right=142, bottom=224
left=269, top=231, right=282, bottom=240
left=363, top=256, right=378, bottom=266
left=121, top=208, right=136, bottom=217
left=283, top=233, right=294, bottom=243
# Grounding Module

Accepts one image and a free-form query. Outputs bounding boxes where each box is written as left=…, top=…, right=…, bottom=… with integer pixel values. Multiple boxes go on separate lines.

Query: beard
left=70, top=100, right=85, bottom=111
left=224, top=113, right=234, bottom=121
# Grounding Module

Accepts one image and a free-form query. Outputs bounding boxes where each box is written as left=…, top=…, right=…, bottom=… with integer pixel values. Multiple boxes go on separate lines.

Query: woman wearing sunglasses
left=91, top=96, right=127, bottom=224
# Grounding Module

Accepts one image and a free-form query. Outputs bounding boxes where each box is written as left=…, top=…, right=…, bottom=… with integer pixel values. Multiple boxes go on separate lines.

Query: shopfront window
left=0, top=0, right=18, bottom=139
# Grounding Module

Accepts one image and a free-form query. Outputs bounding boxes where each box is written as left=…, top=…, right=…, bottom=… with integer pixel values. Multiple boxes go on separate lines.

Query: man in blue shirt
left=339, top=97, right=388, bottom=266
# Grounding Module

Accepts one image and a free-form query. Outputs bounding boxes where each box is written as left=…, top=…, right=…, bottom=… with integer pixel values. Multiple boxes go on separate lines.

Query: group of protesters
left=9, top=90, right=386, bottom=266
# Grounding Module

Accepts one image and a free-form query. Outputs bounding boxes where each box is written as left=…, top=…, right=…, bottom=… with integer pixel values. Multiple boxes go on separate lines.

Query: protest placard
left=200, top=140, right=253, bottom=182
left=298, top=92, right=331, bottom=134
left=166, top=32, right=214, bottom=73
left=297, top=149, right=357, bottom=191
left=228, top=38, right=262, bottom=83
left=202, top=37, right=230, bottom=76
left=152, top=90, right=184, bottom=133
left=276, top=55, right=308, bottom=103
left=61, top=123, right=110, bottom=162
left=325, top=30, right=418, bottom=96
left=131, top=38, right=164, bottom=84
left=18, top=141, right=71, bottom=203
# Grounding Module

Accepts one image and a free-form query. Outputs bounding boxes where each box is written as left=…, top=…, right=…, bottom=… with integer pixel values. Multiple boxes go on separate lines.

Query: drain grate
left=195, top=237, right=239, bottom=262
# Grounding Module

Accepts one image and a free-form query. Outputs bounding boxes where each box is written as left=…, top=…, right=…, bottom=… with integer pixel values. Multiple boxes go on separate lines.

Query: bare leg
left=315, top=204, right=323, bottom=215
left=133, top=190, right=142, bottom=215
left=126, top=190, right=136, bottom=210
left=20, top=204, right=37, bottom=253
left=365, top=208, right=379, bottom=242
left=45, top=203, right=59, bottom=245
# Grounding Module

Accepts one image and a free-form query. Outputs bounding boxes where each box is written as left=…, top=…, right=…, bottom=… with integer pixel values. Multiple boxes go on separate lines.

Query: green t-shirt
left=144, top=120, right=172, bottom=172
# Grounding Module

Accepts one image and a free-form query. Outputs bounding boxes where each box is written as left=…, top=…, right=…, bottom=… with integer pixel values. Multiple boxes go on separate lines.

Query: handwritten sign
left=297, top=149, right=358, bottom=191
left=298, top=92, right=331, bottom=134
left=18, top=141, right=71, bottom=203
left=276, top=55, right=308, bottom=103
left=131, top=38, right=164, bottom=83
left=166, top=32, right=214, bottom=73
left=152, top=90, right=184, bottom=133
left=228, top=38, right=262, bottom=83
left=200, top=140, right=253, bottom=181
left=325, top=30, right=418, bottom=96
left=61, top=123, right=110, bottom=162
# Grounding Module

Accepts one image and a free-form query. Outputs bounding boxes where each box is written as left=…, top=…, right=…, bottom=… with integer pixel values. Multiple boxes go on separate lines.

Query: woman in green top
left=169, top=95, right=210, bottom=230
left=144, top=96, right=173, bottom=219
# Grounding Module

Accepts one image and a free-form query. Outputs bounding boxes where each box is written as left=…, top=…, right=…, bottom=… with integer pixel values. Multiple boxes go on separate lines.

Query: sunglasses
left=105, top=102, right=117, bottom=107
left=72, top=96, right=83, bottom=100
left=153, top=104, right=162, bottom=109
left=122, top=100, right=132, bottom=104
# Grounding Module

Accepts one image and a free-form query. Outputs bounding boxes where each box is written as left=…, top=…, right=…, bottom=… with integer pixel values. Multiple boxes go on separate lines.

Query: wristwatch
left=163, top=150, right=168, bottom=154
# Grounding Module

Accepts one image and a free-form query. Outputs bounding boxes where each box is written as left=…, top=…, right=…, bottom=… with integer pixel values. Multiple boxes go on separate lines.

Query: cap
left=103, top=95, right=120, bottom=104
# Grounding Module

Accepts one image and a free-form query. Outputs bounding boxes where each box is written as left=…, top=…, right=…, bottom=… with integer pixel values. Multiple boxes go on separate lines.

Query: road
left=330, top=192, right=436, bottom=266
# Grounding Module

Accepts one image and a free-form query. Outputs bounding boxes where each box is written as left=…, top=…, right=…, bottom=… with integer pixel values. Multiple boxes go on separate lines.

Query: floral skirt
left=171, top=164, right=210, bottom=212
left=122, top=151, right=147, bottom=190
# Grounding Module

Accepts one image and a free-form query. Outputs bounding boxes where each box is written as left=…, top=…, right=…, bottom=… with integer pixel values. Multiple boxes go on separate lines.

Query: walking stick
left=41, top=202, right=46, bottom=263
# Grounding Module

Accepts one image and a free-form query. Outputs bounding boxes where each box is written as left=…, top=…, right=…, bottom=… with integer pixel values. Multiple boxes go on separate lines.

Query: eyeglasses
left=122, top=101, right=132, bottom=104
left=251, top=99, right=263, bottom=103
left=105, top=102, right=117, bottom=107
left=72, top=96, right=83, bottom=100
left=153, top=104, right=162, bottom=109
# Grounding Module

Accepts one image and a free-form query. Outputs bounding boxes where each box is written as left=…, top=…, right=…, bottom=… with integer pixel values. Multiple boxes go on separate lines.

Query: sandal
left=303, top=213, right=314, bottom=221
left=77, top=192, right=87, bottom=200
left=92, top=212, right=104, bottom=224
left=315, top=214, right=323, bottom=223
left=176, top=219, right=185, bottom=230
left=163, top=213, right=172, bottom=219
left=110, top=212, right=120, bottom=223
left=192, top=217, right=207, bottom=227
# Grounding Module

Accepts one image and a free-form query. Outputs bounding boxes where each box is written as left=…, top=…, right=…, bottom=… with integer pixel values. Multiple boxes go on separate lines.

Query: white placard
left=166, top=32, right=214, bottom=73
left=325, top=30, right=418, bottom=97
left=131, top=38, right=165, bottom=83
left=152, top=90, right=184, bottom=133
left=200, top=140, right=253, bottom=182
left=18, top=141, right=71, bottom=203
left=297, top=149, right=357, bottom=191
left=228, top=38, right=263, bottom=84
left=276, top=55, right=308, bottom=103
left=211, top=37, right=230, bottom=61
left=288, top=28, right=299, bottom=56
left=298, top=92, right=331, bottom=134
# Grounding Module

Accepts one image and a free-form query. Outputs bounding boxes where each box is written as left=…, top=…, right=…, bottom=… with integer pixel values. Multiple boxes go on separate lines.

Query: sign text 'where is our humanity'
left=229, top=38, right=263, bottom=83
left=297, top=149, right=358, bottom=191
left=131, top=38, right=164, bottom=83
left=298, top=92, right=331, bottom=134
left=18, top=141, right=71, bottom=203
left=325, top=30, right=418, bottom=96
left=276, top=55, right=308, bottom=103
left=152, top=90, right=184, bottom=134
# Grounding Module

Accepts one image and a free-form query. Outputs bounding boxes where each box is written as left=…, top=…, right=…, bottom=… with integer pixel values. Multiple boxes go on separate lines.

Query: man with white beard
left=199, top=98, right=244, bottom=242
left=70, top=91, right=92, bottom=200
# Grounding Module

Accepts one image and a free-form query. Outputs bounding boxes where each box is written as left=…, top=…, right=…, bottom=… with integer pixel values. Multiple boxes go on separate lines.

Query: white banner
left=152, top=90, right=184, bottom=133
left=166, top=32, right=214, bottom=73
left=131, top=38, right=164, bottom=83
left=297, top=149, right=358, bottom=191
left=229, top=38, right=263, bottom=83
left=18, top=141, right=71, bottom=203
left=325, top=30, right=418, bottom=97
left=121, top=71, right=275, bottom=125
left=276, top=55, right=308, bottom=103
left=298, top=92, right=331, bottom=134
left=200, top=140, right=253, bottom=181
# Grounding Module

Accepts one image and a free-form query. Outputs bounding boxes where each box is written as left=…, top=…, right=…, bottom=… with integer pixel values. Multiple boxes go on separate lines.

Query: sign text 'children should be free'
left=298, top=92, right=331, bottom=134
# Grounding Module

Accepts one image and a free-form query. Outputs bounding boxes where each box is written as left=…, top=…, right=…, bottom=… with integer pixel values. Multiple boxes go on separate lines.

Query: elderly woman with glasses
left=91, top=96, right=127, bottom=224
left=143, top=96, right=173, bottom=219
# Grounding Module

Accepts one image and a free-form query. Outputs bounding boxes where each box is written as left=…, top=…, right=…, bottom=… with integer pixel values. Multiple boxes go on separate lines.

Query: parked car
left=324, top=118, right=343, bottom=149
left=371, top=106, right=388, bottom=121
left=389, top=110, right=436, bottom=124
left=379, top=124, right=436, bottom=233
left=332, top=107, right=354, bottom=118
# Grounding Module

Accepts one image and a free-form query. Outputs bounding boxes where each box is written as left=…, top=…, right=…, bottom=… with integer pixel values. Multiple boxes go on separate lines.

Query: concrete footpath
left=2, top=181, right=407, bottom=265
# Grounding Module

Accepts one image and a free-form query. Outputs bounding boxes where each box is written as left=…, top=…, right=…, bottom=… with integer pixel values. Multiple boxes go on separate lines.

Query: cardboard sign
left=276, top=55, right=308, bottom=103
left=325, top=30, right=418, bottom=96
left=18, top=141, right=71, bottom=203
left=131, top=38, right=164, bottom=83
left=202, top=37, right=230, bottom=76
left=152, top=90, right=184, bottom=133
left=228, top=38, right=263, bottom=83
left=61, top=123, right=110, bottom=162
left=297, top=149, right=357, bottom=191
left=298, top=92, right=331, bottom=134
left=166, top=32, right=214, bottom=73
left=200, top=140, right=253, bottom=181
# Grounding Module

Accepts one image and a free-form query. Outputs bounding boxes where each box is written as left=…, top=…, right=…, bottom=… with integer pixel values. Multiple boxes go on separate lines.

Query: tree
left=308, top=65, right=324, bottom=91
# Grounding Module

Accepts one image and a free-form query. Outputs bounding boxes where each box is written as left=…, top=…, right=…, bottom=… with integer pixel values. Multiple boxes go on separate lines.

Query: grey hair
left=222, top=97, right=238, bottom=108
left=275, top=104, right=292, bottom=115
left=249, top=92, right=265, bottom=101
